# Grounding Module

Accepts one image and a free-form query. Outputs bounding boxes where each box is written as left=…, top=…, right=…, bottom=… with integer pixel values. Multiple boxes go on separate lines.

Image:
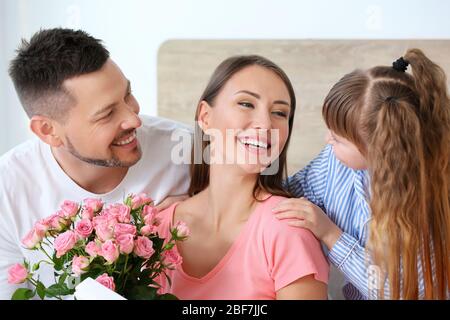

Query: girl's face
left=198, top=65, right=291, bottom=174
left=326, top=130, right=368, bottom=170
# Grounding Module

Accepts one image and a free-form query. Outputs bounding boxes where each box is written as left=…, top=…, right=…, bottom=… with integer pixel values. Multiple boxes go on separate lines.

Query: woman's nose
left=252, top=110, right=272, bottom=130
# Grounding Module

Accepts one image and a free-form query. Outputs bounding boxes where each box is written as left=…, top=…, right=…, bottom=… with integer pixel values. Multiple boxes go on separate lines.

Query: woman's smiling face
left=198, top=65, right=292, bottom=174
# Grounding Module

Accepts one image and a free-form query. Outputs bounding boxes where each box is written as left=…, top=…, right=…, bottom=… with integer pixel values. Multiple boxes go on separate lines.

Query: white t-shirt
left=0, top=115, right=192, bottom=299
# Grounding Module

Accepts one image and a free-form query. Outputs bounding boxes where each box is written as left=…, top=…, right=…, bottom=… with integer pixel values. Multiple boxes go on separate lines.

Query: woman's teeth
left=113, top=131, right=136, bottom=146
left=238, top=138, right=269, bottom=149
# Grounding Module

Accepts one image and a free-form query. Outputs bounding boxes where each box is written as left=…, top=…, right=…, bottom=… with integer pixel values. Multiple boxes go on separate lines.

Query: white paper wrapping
left=74, top=277, right=127, bottom=300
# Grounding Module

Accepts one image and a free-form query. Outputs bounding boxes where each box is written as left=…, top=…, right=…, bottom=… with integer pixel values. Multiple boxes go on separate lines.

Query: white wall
left=1, top=0, right=450, bottom=155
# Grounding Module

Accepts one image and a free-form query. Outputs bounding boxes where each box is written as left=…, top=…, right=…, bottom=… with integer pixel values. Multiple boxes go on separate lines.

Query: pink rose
left=75, top=219, right=94, bottom=239
left=96, top=273, right=116, bottom=292
left=59, top=200, right=80, bottom=219
left=131, top=193, right=153, bottom=209
left=34, top=220, right=49, bottom=238
left=94, top=224, right=114, bottom=242
left=85, top=241, right=101, bottom=257
left=173, top=221, right=190, bottom=238
left=21, top=227, right=43, bottom=249
left=101, top=240, right=120, bottom=263
left=93, top=214, right=116, bottom=242
left=54, top=230, right=77, bottom=258
left=162, top=249, right=183, bottom=267
left=140, top=225, right=158, bottom=236
left=133, top=236, right=154, bottom=259
left=114, top=223, right=137, bottom=238
left=81, top=207, right=94, bottom=220
left=142, top=204, right=157, bottom=218
left=83, top=198, right=104, bottom=213
left=116, top=234, right=135, bottom=254
left=143, top=205, right=160, bottom=226
left=106, top=204, right=131, bottom=223
left=72, top=255, right=90, bottom=276
left=43, top=214, right=66, bottom=231
left=7, top=263, right=28, bottom=284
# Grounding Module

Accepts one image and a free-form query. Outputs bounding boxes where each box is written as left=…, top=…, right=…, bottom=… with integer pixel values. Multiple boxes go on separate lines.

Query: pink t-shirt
left=157, top=195, right=329, bottom=299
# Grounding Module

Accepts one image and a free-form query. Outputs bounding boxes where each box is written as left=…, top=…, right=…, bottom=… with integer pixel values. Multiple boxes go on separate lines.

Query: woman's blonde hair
left=323, top=49, right=450, bottom=299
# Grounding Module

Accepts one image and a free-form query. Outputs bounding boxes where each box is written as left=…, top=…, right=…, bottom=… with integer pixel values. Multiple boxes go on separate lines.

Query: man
left=0, top=28, right=190, bottom=299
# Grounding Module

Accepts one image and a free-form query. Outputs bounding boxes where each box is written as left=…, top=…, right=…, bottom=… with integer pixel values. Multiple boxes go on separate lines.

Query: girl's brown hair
left=188, top=55, right=296, bottom=200
left=323, top=49, right=450, bottom=299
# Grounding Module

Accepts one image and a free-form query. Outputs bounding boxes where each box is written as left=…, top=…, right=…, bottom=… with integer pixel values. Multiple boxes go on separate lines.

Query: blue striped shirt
left=285, top=144, right=375, bottom=300
left=285, top=145, right=442, bottom=300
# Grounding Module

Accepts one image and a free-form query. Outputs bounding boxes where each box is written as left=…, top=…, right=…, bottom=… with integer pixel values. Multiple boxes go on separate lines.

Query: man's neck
left=51, top=147, right=129, bottom=194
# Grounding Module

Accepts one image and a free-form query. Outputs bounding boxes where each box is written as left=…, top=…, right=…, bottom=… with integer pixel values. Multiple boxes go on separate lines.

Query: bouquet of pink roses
left=7, top=193, right=189, bottom=300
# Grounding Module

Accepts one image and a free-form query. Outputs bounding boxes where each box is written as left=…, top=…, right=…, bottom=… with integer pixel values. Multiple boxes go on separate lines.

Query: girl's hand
left=272, top=197, right=342, bottom=250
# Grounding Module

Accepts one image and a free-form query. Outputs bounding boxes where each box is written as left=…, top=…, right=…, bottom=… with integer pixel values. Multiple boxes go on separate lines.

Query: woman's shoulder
left=156, top=201, right=180, bottom=238
left=255, top=195, right=329, bottom=285
left=257, top=195, right=319, bottom=242
left=157, top=195, right=202, bottom=235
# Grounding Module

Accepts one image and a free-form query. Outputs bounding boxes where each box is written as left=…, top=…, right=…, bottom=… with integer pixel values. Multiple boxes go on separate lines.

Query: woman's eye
left=238, top=102, right=254, bottom=108
left=272, top=111, right=288, bottom=118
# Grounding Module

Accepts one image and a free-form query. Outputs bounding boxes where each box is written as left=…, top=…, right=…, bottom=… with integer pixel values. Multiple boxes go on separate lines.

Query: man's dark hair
left=9, top=28, right=110, bottom=121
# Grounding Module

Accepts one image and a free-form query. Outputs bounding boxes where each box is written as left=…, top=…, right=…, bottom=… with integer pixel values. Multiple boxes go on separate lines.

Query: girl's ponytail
left=367, top=49, right=450, bottom=299
left=404, top=49, right=450, bottom=299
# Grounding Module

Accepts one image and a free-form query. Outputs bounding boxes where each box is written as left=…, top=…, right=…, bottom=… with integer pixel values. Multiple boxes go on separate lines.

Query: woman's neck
left=203, top=165, right=260, bottom=230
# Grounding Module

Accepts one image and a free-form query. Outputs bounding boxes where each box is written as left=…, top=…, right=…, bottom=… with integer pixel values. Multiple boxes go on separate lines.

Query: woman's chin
left=237, top=163, right=270, bottom=175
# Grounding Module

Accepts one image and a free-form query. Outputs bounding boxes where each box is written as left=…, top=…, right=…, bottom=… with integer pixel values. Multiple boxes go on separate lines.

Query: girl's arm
left=328, top=231, right=389, bottom=299
left=274, top=198, right=387, bottom=299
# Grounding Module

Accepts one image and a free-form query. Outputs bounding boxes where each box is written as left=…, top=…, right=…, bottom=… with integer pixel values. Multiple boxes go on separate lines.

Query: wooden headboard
left=158, top=40, right=450, bottom=174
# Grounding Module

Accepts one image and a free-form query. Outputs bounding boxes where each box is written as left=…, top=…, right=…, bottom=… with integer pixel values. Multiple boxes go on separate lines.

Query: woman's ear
left=197, top=100, right=212, bottom=132
left=30, top=115, right=63, bottom=147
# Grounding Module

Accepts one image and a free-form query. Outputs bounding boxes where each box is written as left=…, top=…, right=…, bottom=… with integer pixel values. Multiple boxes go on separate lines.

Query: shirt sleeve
left=0, top=196, right=29, bottom=300
left=284, top=145, right=332, bottom=208
left=328, top=231, right=391, bottom=299
left=263, top=215, right=330, bottom=292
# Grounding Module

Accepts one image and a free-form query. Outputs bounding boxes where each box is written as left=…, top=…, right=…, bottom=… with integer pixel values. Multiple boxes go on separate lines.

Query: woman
left=157, top=55, right=329, bottom=299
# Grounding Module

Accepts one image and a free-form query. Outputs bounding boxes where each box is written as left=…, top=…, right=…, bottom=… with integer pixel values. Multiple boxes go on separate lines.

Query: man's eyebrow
left=234, top=90, right=290, bottom=106
left=92, top=80, right=131, bottom=118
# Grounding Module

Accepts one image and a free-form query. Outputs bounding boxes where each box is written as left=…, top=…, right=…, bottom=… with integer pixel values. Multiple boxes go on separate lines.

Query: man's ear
left=30, top=116, right=63, bottom=147
left=197, top=100, right=212, bottom=132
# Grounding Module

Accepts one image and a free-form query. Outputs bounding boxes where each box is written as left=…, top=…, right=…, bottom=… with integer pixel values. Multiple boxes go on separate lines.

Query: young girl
left=273, top=49, right=450, bottom=299
left=156, top=55, right=329, bottom=299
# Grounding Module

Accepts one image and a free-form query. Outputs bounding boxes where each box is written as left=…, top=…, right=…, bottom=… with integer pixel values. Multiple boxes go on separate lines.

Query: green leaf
left=125, top=196, right=132, bottom=207
left=11, top=288, right=35, bottom=300
left=158, top=293, right=178, bottom=300
left=58, top=273, right=68, bottom=285
left=53, top=254, right=64, bottom=271
left=164, top=243, right=174, bottom=250
left=123, top=284, right=157, bottom=300
left=45, top=283, right=74, bottom=298
left=36, top=281, right=46, bottom=300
